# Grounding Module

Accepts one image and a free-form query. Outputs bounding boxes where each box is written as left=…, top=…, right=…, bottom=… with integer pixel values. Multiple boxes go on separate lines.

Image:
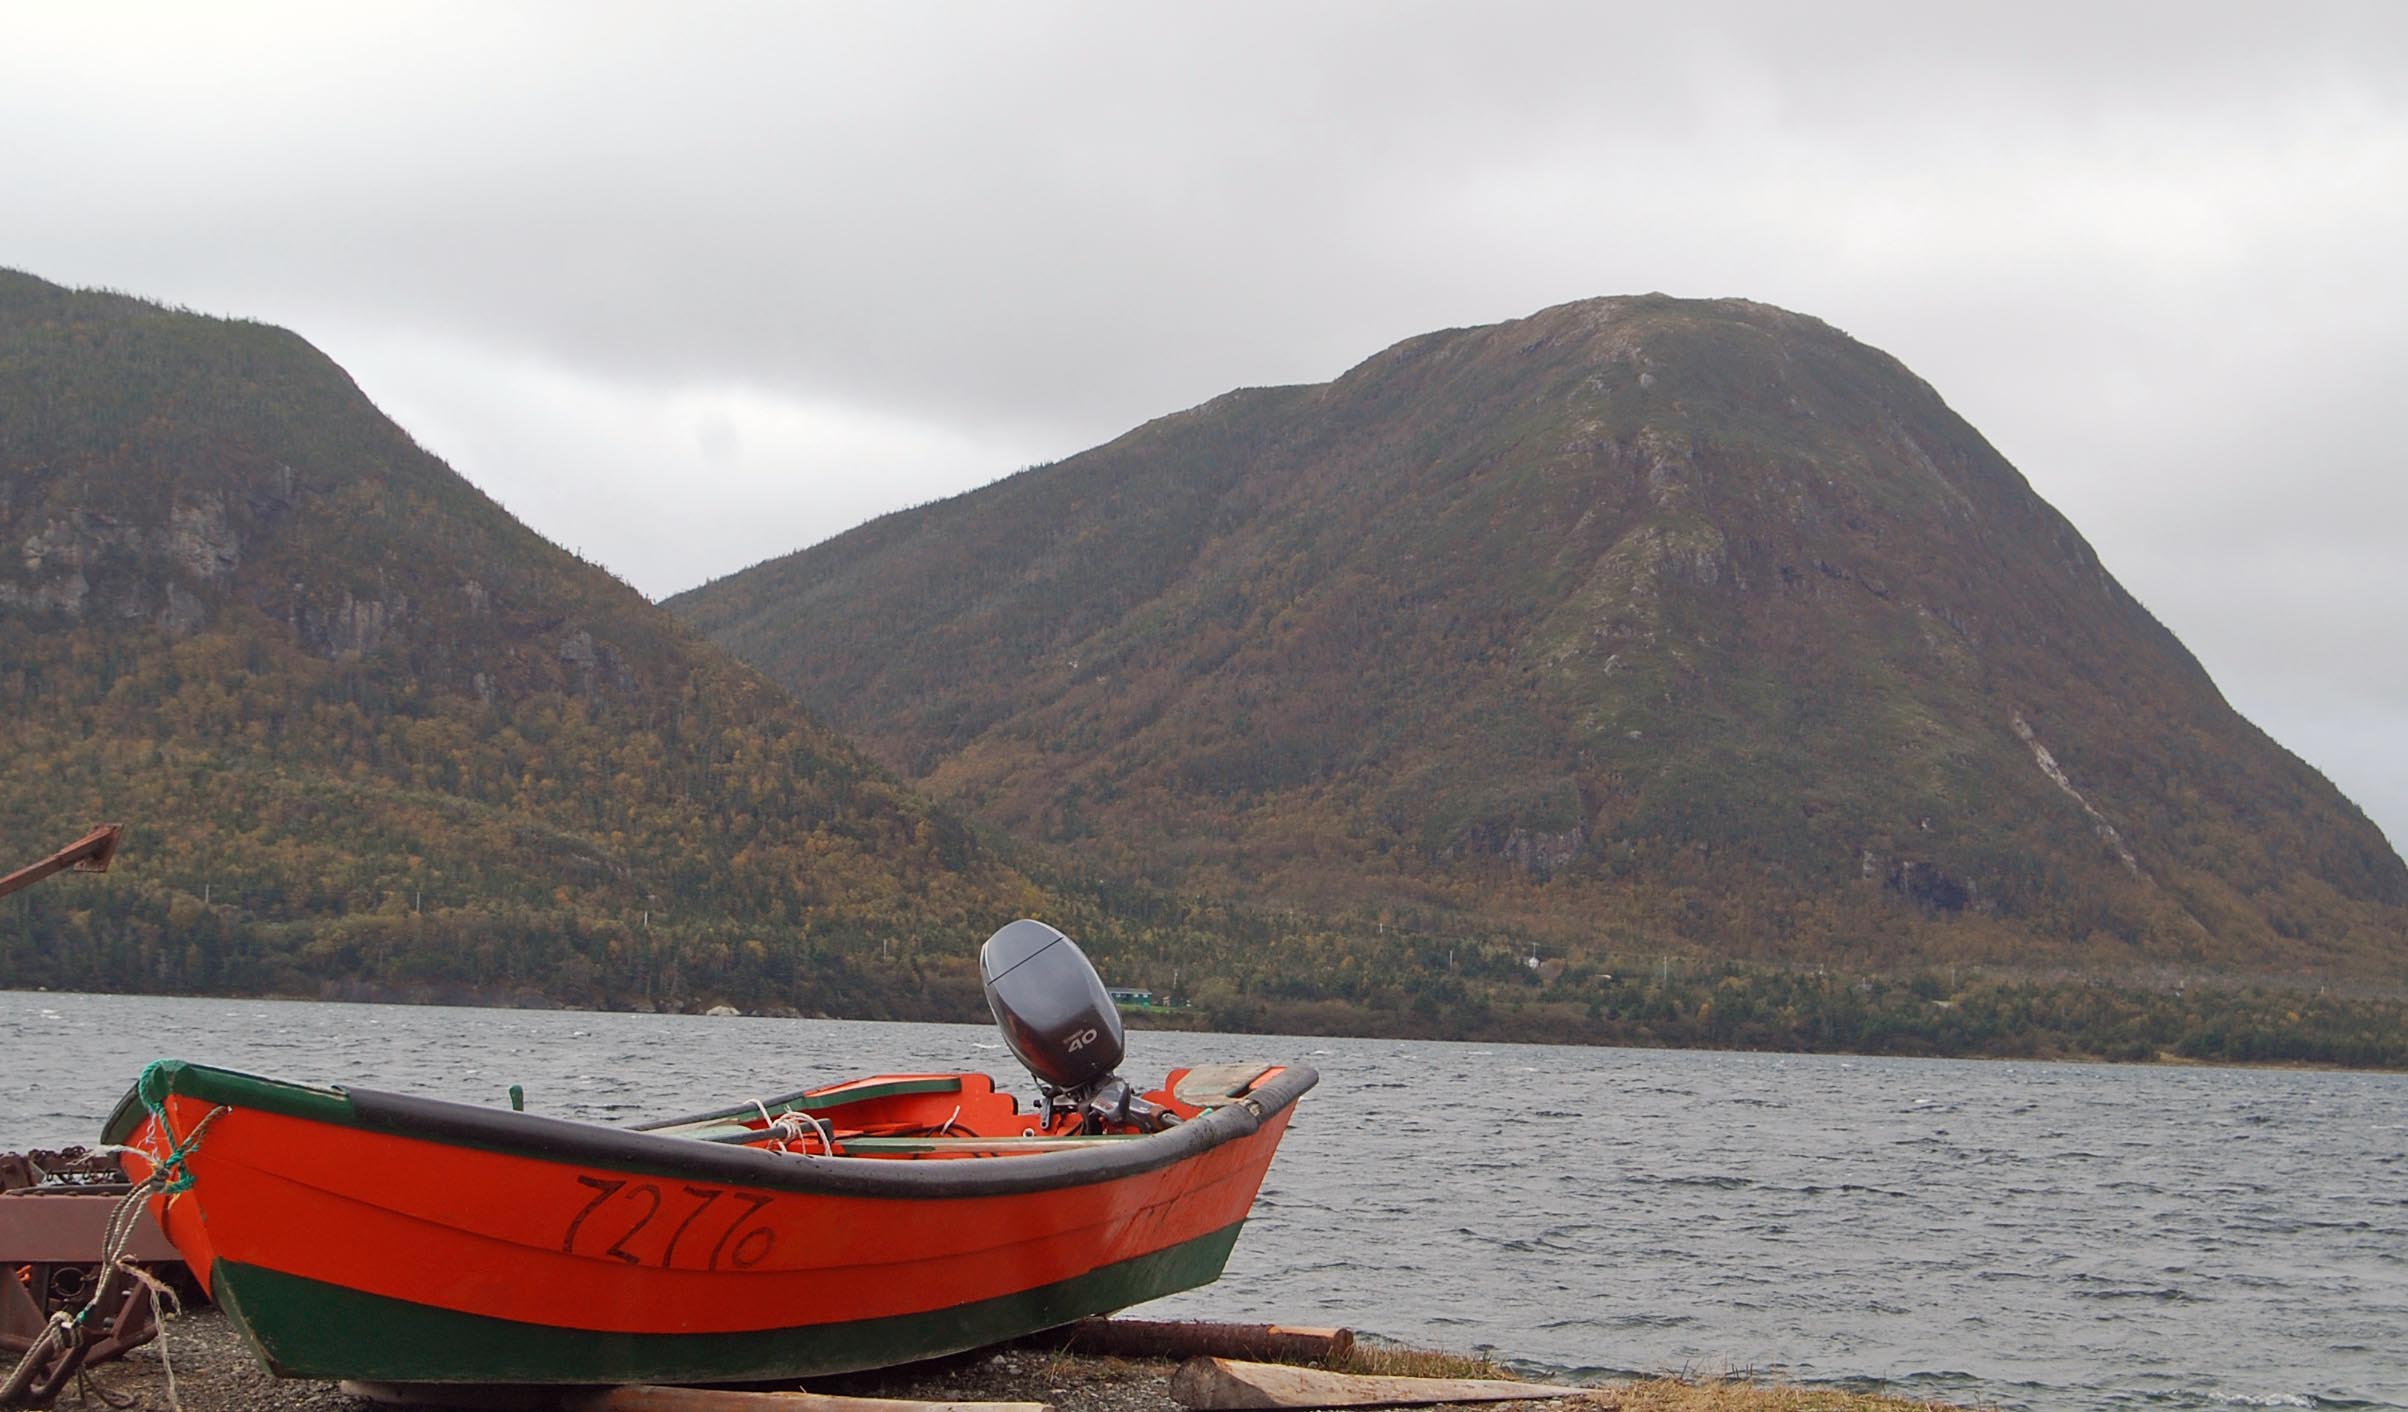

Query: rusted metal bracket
left=0, top=1264, right=159, bottom=1407
left=0, top=826, right=123, bottom=902
left=0, top=1257, right=160, bottom=1408
left=0, top=1150, right=175, bottom=1408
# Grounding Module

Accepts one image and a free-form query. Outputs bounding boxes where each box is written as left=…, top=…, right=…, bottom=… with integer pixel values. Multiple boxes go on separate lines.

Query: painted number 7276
left=560, top=1176, right=778, bottom=1270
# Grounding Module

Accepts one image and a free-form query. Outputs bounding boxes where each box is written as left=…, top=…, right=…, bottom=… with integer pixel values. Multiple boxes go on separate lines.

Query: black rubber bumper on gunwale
left=327, top=1064, right=1316, bottom=1199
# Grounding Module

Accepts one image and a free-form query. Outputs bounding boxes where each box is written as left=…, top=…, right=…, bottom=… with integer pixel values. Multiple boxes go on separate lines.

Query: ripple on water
left=4, top=993, right=2404, bottom=1412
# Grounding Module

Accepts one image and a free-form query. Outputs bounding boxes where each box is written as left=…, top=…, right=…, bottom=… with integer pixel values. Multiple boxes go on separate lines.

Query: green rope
left=135, top=1060, right=211, bottom=1194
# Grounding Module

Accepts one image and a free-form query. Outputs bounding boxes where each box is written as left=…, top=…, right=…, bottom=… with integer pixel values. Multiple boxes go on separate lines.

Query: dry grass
left=1337, top=1341, right=1516, bottom=1380
left=1336, top=1344, right=1972, bottom=1412
left=1571, top=1375, right=1971, bottom=1412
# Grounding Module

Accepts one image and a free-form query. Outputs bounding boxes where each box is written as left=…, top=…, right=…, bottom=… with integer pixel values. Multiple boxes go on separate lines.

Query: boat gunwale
left=106, top=1059, right=1316, bottom=1199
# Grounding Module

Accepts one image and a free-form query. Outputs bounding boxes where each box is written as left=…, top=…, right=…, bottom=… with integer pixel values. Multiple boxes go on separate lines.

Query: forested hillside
left=6, top=272, right=2401, bottom=1067
left=0, top=270, right=1039, bottom=1012
left=675, top=295, right=2407, bottom=988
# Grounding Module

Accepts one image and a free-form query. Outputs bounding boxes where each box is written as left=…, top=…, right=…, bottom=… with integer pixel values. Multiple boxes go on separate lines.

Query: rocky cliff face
left=0, top=272, right=647, bottom=696
left=674, top=295, right=2406, bottom=980
left=5, top=495, right=235, bottom=632
left=0, top=270, right=1029, bottom=1006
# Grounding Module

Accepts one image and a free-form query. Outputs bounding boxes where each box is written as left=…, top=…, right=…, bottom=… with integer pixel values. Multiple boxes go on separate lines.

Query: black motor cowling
left=979, top=919, right=1125, bottom=1090
left=978, top=920, right=1174, bottom=1130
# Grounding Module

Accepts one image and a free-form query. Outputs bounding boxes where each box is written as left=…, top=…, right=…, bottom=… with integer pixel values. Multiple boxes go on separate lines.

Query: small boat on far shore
left=103, top=921, right=1314, bottom=1388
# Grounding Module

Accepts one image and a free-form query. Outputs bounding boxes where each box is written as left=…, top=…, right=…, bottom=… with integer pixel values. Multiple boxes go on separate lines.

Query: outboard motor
left=979, top=920, right=1177, bottom=1132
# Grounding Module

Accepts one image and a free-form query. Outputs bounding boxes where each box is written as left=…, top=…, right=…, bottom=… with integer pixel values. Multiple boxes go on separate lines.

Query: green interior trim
left=686, top=1129, right=1139, bottom=1151
left=637, top=1076, right=970, bottom=1136
left=826, top=1135, right=1140, bottom=1155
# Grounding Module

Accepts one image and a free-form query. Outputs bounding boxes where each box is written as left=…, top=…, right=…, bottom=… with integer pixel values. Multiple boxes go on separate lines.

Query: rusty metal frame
left=0, top=1151, right=175, bottom=1405
left=0, top=826, right=123, bottom=902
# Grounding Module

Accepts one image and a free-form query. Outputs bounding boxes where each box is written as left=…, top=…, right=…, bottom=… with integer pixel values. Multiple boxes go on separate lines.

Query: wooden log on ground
left=1042, top=1317, right=1355, bottom=1364
left=1168, top=1357, right=1595, bottom=1410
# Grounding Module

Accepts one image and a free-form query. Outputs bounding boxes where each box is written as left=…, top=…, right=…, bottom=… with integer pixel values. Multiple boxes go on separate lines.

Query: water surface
left=3, top=991, right=2400, bottom=1411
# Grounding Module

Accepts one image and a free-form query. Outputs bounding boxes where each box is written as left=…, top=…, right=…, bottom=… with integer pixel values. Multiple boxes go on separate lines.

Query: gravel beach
left=42, top=1310, right=1962, bottom=1412
left=50, top=1311, right=1358, bottom=1412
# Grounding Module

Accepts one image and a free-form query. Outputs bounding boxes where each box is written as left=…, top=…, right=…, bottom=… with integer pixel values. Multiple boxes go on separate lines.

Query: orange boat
left=100, top=923, right=1315, bottom=1387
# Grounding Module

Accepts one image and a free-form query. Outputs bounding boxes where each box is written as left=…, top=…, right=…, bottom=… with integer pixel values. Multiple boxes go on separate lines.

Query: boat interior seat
left=1170, top=1064, right=1274, bottom=1109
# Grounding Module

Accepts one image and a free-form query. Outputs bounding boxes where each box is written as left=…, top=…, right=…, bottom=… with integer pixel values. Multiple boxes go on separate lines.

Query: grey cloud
left=3, top=0, right=2405, bottom=845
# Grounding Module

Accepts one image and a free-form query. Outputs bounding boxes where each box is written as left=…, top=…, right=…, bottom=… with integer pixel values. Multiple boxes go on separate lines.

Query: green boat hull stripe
left=210, top=1224, right=1247, bottom=1384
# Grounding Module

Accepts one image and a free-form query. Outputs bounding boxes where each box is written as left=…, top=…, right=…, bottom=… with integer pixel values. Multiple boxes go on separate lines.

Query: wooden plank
left=1172, top=1065, right=1272, bottom=1108
left=1168, top=1358, right=1593, bottom=1410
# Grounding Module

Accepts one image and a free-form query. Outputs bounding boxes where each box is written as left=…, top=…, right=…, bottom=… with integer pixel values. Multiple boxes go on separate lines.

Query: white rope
left=2, top=1310, right=79, bottom=1404
left=1, top=1106, right=226, bottom=1407
left=119, top=1262, right=184, bottom=1412
left=788, top=1110, right=833, bottom=1154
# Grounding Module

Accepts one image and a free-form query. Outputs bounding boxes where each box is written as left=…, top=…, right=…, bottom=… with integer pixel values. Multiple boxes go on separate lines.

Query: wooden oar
left=1169, top=1357, right=1597, bottom=1409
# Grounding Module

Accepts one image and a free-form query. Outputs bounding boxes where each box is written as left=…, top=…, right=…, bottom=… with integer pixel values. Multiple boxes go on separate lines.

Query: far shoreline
left=5, top=983, right=2402, bottom=1077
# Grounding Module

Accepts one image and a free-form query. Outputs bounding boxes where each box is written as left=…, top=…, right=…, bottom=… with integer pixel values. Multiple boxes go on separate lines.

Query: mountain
left=0, top=270, right=1039, bottom=1011
left=672, top=295, right=2406, bottom=986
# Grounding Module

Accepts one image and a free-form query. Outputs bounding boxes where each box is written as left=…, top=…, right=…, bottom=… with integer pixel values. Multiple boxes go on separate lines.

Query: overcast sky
left=5, top=3, right=2404, bottom=855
